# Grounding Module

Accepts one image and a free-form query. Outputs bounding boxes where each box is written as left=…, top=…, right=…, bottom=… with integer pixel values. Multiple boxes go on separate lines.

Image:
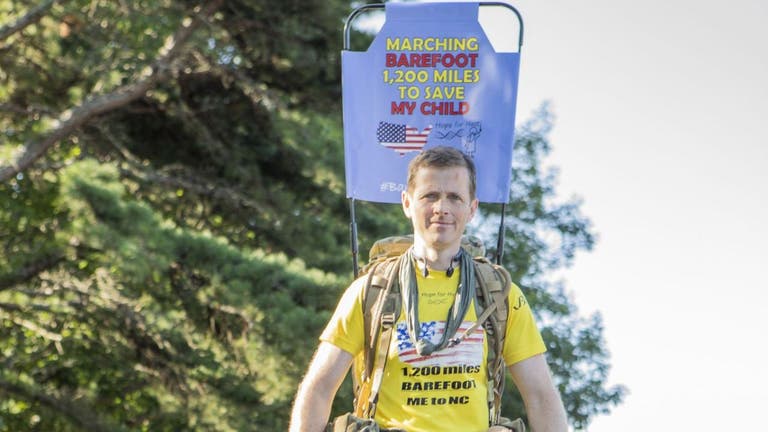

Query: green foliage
left=2, top=159, right=343, bottom=431
left=1, top=1, right=622, bottom=430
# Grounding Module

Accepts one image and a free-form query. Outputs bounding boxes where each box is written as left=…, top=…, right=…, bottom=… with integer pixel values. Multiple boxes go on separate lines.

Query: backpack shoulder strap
left=472, top=257, right=512, bottom=333
left=354, top=255, right=402, bottom=418
left=472, top=257, right=512, bottom=425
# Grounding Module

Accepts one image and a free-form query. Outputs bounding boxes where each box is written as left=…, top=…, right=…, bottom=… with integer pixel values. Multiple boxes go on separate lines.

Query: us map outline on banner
left=376, top=121, right=434, bottom=155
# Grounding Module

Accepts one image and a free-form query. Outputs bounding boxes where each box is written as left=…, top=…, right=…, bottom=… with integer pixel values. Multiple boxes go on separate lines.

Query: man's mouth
left=430, top=220, right=453, bottom=227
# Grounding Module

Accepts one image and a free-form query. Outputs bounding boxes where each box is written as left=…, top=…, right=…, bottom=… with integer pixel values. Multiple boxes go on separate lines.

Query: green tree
left=1, top=1, right=623, bottom=430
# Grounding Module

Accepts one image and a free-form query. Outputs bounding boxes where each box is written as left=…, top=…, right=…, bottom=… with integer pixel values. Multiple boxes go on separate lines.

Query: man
left=290, top=146, right=567, bottom=432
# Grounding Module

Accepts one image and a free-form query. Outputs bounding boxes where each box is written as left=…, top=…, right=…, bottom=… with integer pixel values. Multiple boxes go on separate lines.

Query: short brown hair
left=406, top=146, right=477, bottom=199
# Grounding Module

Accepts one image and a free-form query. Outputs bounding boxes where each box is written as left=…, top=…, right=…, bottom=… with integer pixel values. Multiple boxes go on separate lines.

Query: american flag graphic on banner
left=376, top=121, right=433, bottom=155
left=396, top=321, right=484, bottom=367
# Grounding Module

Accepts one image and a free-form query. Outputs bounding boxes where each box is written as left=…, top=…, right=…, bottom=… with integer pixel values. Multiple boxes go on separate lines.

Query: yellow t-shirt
left=321, top=265, right=546, bottom=432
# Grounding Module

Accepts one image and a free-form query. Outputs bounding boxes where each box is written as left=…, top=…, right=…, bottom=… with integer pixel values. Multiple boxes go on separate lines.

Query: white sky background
left=358, top=0, right=768, bottom=430
left=490, top=1, right=768, bottom=430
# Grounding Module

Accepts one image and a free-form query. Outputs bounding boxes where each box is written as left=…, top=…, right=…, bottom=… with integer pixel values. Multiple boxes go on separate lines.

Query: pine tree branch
left=0, top=377, right=128, bottom=432
left=0, top=0, right=65, bottom=43
left=121, top=164, right=268, bottom=214
left=0, top=253, right=65, bottom=292
left=0, top=301, right=55, bottom=313
left=0, top=0, right=224, bottom=183
left=88, top=122, right=268, bottom=213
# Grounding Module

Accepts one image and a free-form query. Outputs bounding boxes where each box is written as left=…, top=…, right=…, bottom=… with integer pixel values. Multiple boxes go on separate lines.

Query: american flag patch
left=395, top=321, right=484, bottom=367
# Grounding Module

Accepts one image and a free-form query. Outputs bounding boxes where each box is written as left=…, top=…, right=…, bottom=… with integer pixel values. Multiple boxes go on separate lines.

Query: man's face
left=402, top=165, right=479, bottom=252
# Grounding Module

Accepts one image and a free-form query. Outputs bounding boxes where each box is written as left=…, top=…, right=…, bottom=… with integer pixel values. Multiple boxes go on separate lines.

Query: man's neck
left=412, top=238, right=461, bottom=271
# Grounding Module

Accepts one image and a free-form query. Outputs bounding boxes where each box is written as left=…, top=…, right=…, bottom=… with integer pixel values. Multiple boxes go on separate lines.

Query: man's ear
left=469, top=198, right=479, bottom=220
left=401, top=191, right=412, bottom=218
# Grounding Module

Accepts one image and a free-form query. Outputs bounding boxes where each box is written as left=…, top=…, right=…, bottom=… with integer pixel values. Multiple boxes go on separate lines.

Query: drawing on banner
left=433, top=120, right=483, bottom=157
left=376, top=121, right=433, bottom=155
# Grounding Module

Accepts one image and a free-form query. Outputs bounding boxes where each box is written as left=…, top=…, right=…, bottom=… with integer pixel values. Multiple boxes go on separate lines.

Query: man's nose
left=433, top=198, right=449, bottom=214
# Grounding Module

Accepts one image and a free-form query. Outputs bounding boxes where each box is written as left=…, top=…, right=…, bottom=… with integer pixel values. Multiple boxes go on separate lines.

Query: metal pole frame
left=344, top=2, right=525, bottom=275
left=343, top=2, right=524, bottom=51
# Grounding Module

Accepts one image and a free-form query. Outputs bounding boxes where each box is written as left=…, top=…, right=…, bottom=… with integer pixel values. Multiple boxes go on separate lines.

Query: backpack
left=351, top=235, right=512, bottom=426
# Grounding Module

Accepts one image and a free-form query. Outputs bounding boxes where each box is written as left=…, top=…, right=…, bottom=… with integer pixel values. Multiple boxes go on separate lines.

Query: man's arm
left=508, top=354, right=568, bottom=432
left=289, top=341, right=354, bottom=432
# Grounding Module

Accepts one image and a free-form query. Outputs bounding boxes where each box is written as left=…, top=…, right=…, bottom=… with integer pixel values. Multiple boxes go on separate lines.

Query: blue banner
left=343, top=2, right=520, bottom=203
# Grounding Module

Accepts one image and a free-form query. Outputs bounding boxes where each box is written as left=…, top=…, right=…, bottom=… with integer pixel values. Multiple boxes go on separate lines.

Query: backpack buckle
left=381, top=312, right=395, bottom=328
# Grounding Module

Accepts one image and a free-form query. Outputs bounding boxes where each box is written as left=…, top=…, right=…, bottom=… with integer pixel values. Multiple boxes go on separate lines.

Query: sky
left=360, top=1, right=768, bottom=430
left=493, top=0, right=768, bottom=430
